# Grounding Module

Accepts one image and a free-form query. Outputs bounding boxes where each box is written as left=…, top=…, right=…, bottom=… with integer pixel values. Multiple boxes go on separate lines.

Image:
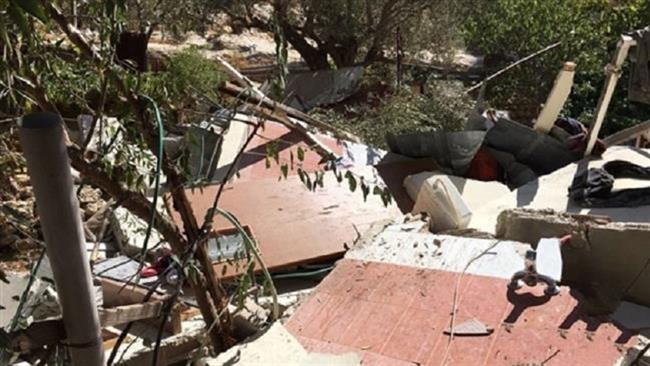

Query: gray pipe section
left=19, top=112, right=105, bottom=366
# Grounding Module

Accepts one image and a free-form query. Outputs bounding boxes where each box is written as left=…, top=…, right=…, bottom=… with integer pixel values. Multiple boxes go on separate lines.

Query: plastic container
left=404, top=172, right=472, bottom=232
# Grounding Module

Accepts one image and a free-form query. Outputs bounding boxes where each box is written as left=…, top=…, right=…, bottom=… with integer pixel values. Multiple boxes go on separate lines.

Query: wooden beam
left=602, top=119, right=650, bottom=147
left=218, top=73, right=360, bottom=144
left=7, top=301, right=182, bottom=354
left=534, top=62, right=576, bottom=133
left=221, top=82, right=338, bottom=159
left=98, top=277, right=183, bottom=333
left=584, top=36, right=636, bottom=156
left=99, top=301, right=163, bottom=327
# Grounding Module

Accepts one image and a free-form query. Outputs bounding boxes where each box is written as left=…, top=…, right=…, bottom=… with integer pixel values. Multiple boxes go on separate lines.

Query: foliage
left=1, top=1, right=274, bottom=358
left=313, top=74, right=472, bottom=148
left=138, top=47, right=224, bottom=122
left=222, top=0, right=467, bottom=70
left=463, top=0, right=650, bottom=133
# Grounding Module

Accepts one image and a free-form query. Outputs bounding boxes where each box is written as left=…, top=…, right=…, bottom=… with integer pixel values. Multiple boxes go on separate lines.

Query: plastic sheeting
left=283, top=67, right=364, bottom=111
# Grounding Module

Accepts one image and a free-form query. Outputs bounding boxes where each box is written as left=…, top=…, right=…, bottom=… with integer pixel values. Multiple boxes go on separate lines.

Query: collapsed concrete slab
left=199, top=322, right=360, bottom=366
left=286, top=258, right=639, bottom=366
left=469, top=146, right=650, bottom=233
left=111, top=206, right=164, bottom=257
left=496, top=208, right=650, bottom=312
left=346, top=219, right=529, bottom=280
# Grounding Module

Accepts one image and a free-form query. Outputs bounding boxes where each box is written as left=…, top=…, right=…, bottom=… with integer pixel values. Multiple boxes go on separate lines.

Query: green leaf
left=361, top=181, right=370, bottom=202
left=290, top=150, right=294, bottom=170
left=280, top=164, right=288, bottom=179
left=7, top=2, right=29, bottom=33
left=345, top=171, right=356, bottom=192
left=381, top=187, right=392, bottom=207
left=335, top=170, right=343, bottom=183
left=297, top=168, right=310, bottom=190
left=297, top=146, right=305, bottom=162
left=11, top=0, right=48, bottom=23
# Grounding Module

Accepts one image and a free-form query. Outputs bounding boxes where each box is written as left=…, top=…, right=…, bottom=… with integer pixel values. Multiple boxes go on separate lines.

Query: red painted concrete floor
left=176, top=175, right=399, bottom=277
left=171, top=121, right=398, bottom=276
left=286, top=259, right=637, bottom=366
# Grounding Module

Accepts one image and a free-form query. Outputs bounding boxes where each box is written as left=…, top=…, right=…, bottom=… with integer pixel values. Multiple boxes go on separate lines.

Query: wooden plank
left=99, top=277, right=165, bottom=307
left=99, top=301, right=163, bottom=327
left=98, top=277, right=183, bottom=334
left=584, top=36, right=636, bottom=156
left=602, top=119, right=650, bottom=147
left=219, top=81, right=360, bottom=143
left=534, top=62, right=575, bottom=133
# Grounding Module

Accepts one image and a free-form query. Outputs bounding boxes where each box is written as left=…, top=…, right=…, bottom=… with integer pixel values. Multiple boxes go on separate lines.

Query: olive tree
left=221, top=0, right=466, bottom=70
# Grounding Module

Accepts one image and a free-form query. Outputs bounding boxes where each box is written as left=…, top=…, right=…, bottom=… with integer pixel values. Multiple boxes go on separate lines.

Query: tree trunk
left=325, top=38, right=359, bottom=68
left=279, top=21, right=329, bottom=70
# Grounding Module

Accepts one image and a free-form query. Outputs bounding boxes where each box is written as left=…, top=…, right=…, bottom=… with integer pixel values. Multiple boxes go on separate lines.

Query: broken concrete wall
left=496, top=208, right=650, bottom=312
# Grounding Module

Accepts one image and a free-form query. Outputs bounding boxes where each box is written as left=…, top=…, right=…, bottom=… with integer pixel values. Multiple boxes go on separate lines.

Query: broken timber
left=584, top=35, right=637, bottom=156
left=214, top=56, right=359, bottom=143
left=603, top=119, right=650, bottom=147
left=534, top=62, right=576, bottom=133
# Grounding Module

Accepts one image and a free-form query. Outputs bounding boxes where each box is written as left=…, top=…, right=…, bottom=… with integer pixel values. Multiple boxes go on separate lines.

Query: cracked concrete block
left=111, top=206, right=165, bottom=257
left=496, top=208, right=650, bottom=312
left=200, top=322, right=360, bottom=366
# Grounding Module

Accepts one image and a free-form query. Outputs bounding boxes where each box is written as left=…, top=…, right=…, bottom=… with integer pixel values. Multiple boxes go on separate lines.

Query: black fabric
left=629, top=27, right=650, bottom=104
left=485, top=118, right=580, bottom=176
left=386, top=131, right=486, bottom=176
left=568, top=160, right=650, bottom=207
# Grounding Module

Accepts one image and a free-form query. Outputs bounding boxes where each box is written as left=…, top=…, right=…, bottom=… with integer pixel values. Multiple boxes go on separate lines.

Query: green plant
left=463, top=0, right=650, bottom=132
left=313, top=79, right=471, bottom=148
left=221, top=0, right=467, bottom=70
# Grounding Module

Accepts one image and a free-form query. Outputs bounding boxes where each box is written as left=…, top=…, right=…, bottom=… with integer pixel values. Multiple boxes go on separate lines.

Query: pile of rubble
left=3, top=30, right=650, bottom=366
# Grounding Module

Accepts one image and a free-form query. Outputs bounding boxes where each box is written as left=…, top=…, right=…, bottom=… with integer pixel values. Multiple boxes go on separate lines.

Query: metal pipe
left=19, top=112, right=104, bottom=366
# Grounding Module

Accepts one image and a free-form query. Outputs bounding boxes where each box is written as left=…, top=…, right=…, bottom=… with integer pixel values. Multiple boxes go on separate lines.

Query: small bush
left=313, top=80, right=472, bottom=148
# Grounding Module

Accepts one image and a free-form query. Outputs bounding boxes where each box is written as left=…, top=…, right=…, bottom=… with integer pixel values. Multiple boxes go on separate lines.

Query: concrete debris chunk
left=346, top=221, right=529, bottom=279
left=200, top=322, right=360, bottom=366
left=111, top=206, right=165, bottom=257
left=497, top=208, right=650, bottom=311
